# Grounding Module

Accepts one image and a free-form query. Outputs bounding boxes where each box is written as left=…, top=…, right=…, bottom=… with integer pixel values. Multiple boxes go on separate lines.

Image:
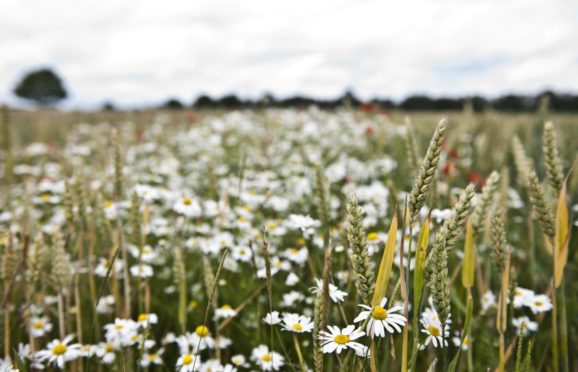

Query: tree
left=492, top=94, right=532, bottom=112
left=102, top=101, right=117, bottom=111
left=219, top=94, right=243, bottom=109
left=162, top=98, right=185, bottom=110
left=193, top=95, right=215, bottom=109
left=14, top=68, right=68, bottom=106
left=400, top=95, right=435, bottom=110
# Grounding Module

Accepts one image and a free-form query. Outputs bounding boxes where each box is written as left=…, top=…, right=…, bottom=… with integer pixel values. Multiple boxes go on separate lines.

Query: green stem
left=559, top=280, right=568, bottom=372
left=293, top=333, right=307, bottom=372
left=552, top=284, right=559, bottom=372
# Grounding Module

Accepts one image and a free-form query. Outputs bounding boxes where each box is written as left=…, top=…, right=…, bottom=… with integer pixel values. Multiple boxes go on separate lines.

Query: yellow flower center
left=195, top=325, right=209, bottom=337
left=371, top=306, right=388, bottom=320
left=138, top=314, right=148, bottom=322
left=148, top=353, right=157, bottom=361
left=297, top=238, right=305, bottom=246
left=267, top=223, right=277, bottom=231
left=239, top=249, right=246, bottom=255
left=367, top=232, right=379, bottom=241
left=105, top=344, right=114, bottom=352
left=334, top=334, right=350, bottom=345
left=41, top=194, right=51, bottom=201
left=52, top=343, right=67, bottom=355
left=183, top=197, right=192, bottom=206
left=290, top=248, right=299, bottom=255
left=33, top=321, right=44, bottom=329
left=427, top=325, right=441, bottom=337
left=463, top=337, right=470, bottom=346
left=535, top=301, right=543, bottom=307
left=189, top=300, right=198, bottom=309
left=238, top=216, right=247, bottom=222
left=104, top=200, right=113, bottom=208
left=182, top=354, right=193, bottom=365
left=292, top=323, right=303, bottom=331
left=221, top=304, right=233, bottom=310
left=262, top=354, right=272, bottom=362
left=115, top=324, right=124, bottom=330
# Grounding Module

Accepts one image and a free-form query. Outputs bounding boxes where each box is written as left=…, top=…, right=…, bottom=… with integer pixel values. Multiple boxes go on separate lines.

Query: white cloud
left=1, top=0, right=577, bottom=108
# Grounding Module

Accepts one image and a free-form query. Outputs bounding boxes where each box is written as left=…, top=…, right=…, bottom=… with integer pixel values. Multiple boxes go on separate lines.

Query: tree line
left=12, top=67, right=578, bottom=112
left=159, top=91, right=578, bottom=112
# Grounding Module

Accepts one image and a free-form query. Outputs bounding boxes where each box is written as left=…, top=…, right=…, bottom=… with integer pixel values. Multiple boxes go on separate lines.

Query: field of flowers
left=0, top=107, right=577, bottom=371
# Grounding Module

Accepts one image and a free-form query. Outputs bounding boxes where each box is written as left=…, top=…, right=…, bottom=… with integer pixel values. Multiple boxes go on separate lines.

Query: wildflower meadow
left=0, top=105, right=577, bottom=371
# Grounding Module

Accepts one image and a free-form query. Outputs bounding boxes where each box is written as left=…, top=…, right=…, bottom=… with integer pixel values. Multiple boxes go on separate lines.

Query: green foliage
left=13, top=68, right=67, bottom=106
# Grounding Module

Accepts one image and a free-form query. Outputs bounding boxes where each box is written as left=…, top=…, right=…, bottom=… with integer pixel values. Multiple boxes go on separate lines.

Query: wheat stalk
left=512, top=136, right=531, bottom=188
left=543, top=121, right=564, bottom=193
left=313, top=245, right=332, bottom=372
left=427, top=184, right=475, bottom=324
left=408, top=117, right=448, bottom=224
left=490, top=212, right=507, bottom=273
left=471, top=171, right=500, bottom=237
left=346, top=195, right=375, bottom=304
left=527, top=167, right=555, bottom=243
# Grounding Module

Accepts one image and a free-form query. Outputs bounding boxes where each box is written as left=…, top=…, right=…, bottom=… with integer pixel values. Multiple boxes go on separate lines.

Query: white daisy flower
left=200, top=359, right=236, bottom=372
left=173, top=197, right=202, bottom=218
left=96, top=295, right=116, bottom=314
left=35, top=335, right=82, bottom=369
left=136, top=313, right=158, bottom=328
left=214, top=304, right=237, bottom=320
left=251, top=345, right=284, bottom=371
left=513, top=287, right=535, bottom=308
left=319, top=325, right=367, bottom=354
left=176, top=326, right=215, bottom=354
left=481, top=290, right=496, bottom=313
left=285, top=272, right=300, bottom=286
left=451, top=331, right=472, bottom=350
left=311, top=279, right=348, bottom=303
left=280, top=291, right=305, bottom=307
left=0, top=356, right=17, bottom=372
left=30, top=316, right=53, bottom=338
left=176, top=353, right=201, bottom=371
left=96, top=342, right=117, bottom=364
left=263, top=311, right=281, bottom=325
left=231, top=354, right=249, bottom=368
left=420, top=316, right=450, bottom=349
left=281, top=313, right=314, bottom=333
left=214, top=336, right=233, bottom=349
left=129, top=245, right=159, bottom=263
left=94, top=258, right=124, bottom=278
left=513, top=316, right=538, bottom=336
left=353, top=297, right=407, bottom=338
left=525, top=294, right=552, bottom=314
left=283, top=247, right=308, bottom=265
left=231, top=245, right=253, bottom=262
left=130, top=264, right=154, bottom=278
left=140, top=348, right=164, bottom=368
left=103, top=318, right=138, bottom=347
left=285, top=214, right=321, bottom=236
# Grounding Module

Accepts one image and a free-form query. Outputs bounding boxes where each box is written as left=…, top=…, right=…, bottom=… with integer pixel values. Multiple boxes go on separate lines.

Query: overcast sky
left=1, top=0, right=578, bottom=108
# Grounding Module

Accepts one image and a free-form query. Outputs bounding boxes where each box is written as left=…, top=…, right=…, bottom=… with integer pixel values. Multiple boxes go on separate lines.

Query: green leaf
left=372, top=215, right=398, bottom=306
left=413, top=217, right=430, bottom=313
left=461, top=221, right=475, bottom=289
